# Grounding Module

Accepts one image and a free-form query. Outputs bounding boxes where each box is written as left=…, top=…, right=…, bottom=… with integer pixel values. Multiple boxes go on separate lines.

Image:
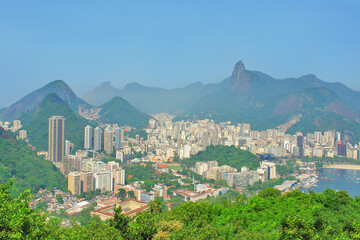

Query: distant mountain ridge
left=82, top=81, right=122, bottom=106
left=0, top=80, right=91, bottom=121
left=82, top=60, right=360, bottom=142
left=81, top=80, right=221, bottom=113
left=82, top=61, right=360, bottom=116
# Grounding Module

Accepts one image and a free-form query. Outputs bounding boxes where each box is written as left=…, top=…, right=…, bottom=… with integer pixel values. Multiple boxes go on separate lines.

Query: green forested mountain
left=22, top=93, right=92, bottom=151
left=99, top=96, right=151, bottom=128
left=0, top=127, right=66, bottom=197
left=0, top=80, right=92, bottom=121
left=2, top=181, right=360, bottom=239
left=182, top=145, right=261, bottom=170
left=286, top=109, right=360, bottom=144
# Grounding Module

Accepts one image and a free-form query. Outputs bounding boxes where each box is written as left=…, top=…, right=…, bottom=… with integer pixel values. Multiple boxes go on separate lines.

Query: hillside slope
left=182, top=145, right=261, bottom=171
left=99, top=96, right=151, bottom=128
left=0, top=127, right=66, bottom=196
left=22, top=93, right=92, bottom=151
left=0, top=80, right=92, bottom=121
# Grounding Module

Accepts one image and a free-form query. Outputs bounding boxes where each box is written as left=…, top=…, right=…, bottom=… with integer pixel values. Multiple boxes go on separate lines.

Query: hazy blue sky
left=1, top=0, right=359, bottom=108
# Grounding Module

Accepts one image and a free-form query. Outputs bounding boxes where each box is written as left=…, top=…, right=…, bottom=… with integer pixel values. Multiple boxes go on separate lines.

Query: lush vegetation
left=21, top=93, right=92, bottom=151
left=99, top=96, right=150, bottom=129
left=3, top=178, right=360, bottom=239
left=182, top=145, right=261, bottom=170
left=125, top=128, right=148, bottom=141
left=0, top=127, right=67, bottom=197
left=247, top=178, right=285, bottom=192
left=277, top=158, right=297, bottom=176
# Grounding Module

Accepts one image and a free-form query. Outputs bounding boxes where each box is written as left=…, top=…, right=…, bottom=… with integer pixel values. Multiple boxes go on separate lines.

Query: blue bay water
left=308, top=168, right=360, bottom=197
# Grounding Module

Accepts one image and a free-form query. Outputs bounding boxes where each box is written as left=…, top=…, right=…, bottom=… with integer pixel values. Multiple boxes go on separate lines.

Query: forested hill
left=0, top=127, right=66, bottom=197
left=99, top=96, right=151, bottom=129
left=182, top=145, right=261, bottom=170
left=22, top=93, right=92, bottom=151
left=2, top=182, right=360, bottom=239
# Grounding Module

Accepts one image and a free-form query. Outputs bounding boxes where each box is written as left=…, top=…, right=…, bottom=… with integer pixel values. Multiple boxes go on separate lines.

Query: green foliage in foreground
left=3, top=179, right=360, bottom=239
left=182, top=145, right=261, bottom=170
left=0, top=137, right=66, bottom=197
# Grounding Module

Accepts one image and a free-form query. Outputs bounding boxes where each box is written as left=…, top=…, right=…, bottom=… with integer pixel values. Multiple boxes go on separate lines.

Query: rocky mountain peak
left=99, top=81, right=112, bottom=88
left=231, top=60, right=251, bottom=92
left=232, top=60, right=245, bottom=79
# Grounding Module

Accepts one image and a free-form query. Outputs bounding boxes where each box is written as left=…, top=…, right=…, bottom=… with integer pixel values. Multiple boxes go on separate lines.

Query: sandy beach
left=322, top=164, right=360, bottom=170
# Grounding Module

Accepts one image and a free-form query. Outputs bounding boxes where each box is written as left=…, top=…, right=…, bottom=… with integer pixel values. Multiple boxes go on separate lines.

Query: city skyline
left=1, top=0, right=360, bottom=108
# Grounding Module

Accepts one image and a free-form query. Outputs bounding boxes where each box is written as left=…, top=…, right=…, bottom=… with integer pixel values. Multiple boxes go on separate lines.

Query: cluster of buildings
left=194, top=160, right=277, bottom=188
left=142, top=114, right=360, bottom=161
left=84, top=124, right=136, bottom=162
left=0, top=120, right=27, bottom=139
left=173, top=185, right=229, bottom=202
left=67, top=160, right=125, bottom=196
left=48, top=116, right=169, bottom=203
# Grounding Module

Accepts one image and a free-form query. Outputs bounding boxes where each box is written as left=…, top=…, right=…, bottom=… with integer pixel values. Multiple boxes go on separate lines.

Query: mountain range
left=82, top=61, right=360, bottom=143
left=0, top=80, right=151, bottom=151
left=2, top=60, right=360, bottom=144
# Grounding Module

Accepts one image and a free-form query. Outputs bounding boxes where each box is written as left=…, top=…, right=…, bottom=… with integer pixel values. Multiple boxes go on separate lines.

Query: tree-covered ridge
left=22, top=93, right=92, bottom=151
left=2, top=179, right=360, bottom=239
left=0, top=127, right=66, bottom=197
left=182, top=145, right=261, bottom=170
left=99, top=96, right=151, bottom=129
left=287, top=109, right=360, bottom=144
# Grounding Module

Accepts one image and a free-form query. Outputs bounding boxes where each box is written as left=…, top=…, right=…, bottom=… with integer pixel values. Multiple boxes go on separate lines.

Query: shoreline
left=322, top=164, right=360, bottom=170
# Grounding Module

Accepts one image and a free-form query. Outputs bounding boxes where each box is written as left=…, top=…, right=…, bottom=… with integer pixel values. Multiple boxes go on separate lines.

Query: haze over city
left=1, top=0, right=360, bottom=108
left=3, top=1, right=360, bottom=238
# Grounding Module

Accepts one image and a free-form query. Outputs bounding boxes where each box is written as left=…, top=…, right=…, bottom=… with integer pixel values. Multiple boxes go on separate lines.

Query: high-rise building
left=314, top=131, right=322, bottom=144
left=68, top=172, right=81, bottom=195
left=148, top=119, right=156, bottom=129
left=48, top=116, right=66, bottom=163
left=18, top=130, right=27, bottom=139
left=94, top=171, right=113, bottom=192
left=94, top=127, right=102, bottom=151
left=297, top=135, right=304, bottom=156
left=65, top=140, right=71, bottom=155
left=337, top=141, right=347, bottom=157
left=260, top=161, right=277, bottom=180
left=81, top=171, right=94, bottom=193
left=104, top=126, right=113, bottom=155
left=106, top=161, right=119, bottom=171
left=84, top=125, right=93, bottom=149
left=113, top=168, right=125, bottom=185
left=62, top=155, right=76, bottom=175
left=13, top=120, right=22, bottom=131
left=114, top=127, right=122, bottom=150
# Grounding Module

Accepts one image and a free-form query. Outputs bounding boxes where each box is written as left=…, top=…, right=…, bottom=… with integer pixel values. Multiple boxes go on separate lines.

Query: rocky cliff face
left=231, top=61, right=251, bottom=93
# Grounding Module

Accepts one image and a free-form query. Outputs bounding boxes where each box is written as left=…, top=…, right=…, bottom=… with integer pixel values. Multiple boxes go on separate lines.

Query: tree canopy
left=182, top=145, right=261, bottom=170
left=2, top=178, right=360, bottom=239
